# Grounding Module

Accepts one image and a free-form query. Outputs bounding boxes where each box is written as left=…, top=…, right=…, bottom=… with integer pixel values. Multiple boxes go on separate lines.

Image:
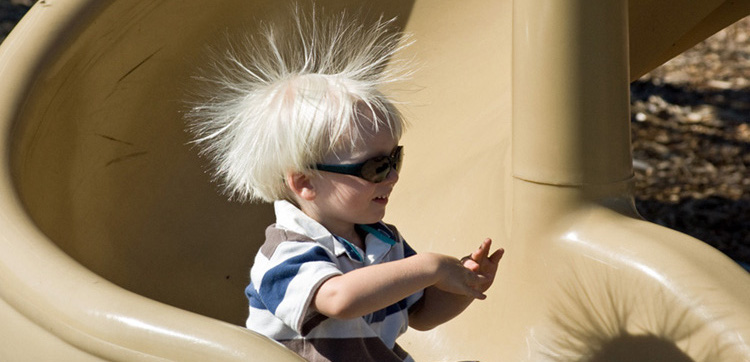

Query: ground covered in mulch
left=632, top=17, right=750, bottom=266
left=0, top=0, right=33, bottom=44
left=2, top=1, right=749, bottom=264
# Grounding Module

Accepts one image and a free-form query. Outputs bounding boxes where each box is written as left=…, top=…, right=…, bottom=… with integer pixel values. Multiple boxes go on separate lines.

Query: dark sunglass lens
left=361, top=158, right=391, bottom=183
left=357, top=147, right=403, bottom=183
left=393, top=149, right=403, bottom=172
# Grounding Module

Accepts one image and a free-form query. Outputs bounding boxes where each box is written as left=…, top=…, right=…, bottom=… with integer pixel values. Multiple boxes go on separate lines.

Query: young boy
left=188, top=7, right=503, bottom=362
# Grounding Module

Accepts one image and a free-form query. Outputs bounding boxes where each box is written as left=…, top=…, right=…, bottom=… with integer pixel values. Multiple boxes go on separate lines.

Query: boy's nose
left=385, top=167, right=399, bottom=184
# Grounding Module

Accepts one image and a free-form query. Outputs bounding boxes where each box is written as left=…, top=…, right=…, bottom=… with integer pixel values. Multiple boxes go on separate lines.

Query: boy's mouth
left=373, top=194, right=389, bottom=203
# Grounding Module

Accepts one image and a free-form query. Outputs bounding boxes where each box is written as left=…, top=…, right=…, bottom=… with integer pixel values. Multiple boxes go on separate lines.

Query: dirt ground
left=2, top=2, right=749, bottom=265
left=632, top=17, right=750, bottom=266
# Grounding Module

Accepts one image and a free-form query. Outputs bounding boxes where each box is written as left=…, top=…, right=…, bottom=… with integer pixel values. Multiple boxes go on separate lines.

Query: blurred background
left=2, top=1, right=748, bottom=265
left=631, top=16, right=750, bottom=267
left=0, top=0, right=33, bottom=44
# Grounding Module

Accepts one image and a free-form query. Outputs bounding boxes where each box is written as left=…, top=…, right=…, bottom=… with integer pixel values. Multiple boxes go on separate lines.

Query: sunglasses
left=315, top=146, right=403, bottom=183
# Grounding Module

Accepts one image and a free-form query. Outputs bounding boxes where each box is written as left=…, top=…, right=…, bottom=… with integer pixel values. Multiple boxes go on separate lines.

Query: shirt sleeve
left=251, top=241, right=343, bottom=333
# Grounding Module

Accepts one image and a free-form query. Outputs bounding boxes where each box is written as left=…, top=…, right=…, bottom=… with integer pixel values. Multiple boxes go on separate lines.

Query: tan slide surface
left=1, top=0, right=749, bottom=360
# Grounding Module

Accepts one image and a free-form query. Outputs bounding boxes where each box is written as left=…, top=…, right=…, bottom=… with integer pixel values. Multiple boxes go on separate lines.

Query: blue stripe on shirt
left=246, top=282, right=267, bottom=309
left=259, top=246, right=332, bottom=314
left=403, top=240, right=417, bottom=258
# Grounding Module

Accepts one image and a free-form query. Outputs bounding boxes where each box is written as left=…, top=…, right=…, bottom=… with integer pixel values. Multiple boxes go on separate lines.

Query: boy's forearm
left=313, top=253, right=441, bottom=320
left=408, top=286, right=473, bottom=331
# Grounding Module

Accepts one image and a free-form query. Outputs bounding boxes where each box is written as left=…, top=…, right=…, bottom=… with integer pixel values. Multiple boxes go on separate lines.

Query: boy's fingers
left=471, top=282, right=488, bottom=299
left=471, top=238, right=491, bottom=260
left=470, top=248, right=482, bottom=261
left=489, top=248, right=505, bottom=264
left=468, top=263, right=480, bottom=272
left=462, top=258, right=480, bottom=271
left=463, top=282, right=486, bottom=299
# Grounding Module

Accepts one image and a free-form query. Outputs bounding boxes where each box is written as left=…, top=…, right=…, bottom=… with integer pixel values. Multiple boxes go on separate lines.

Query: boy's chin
left=359, top=210, right=386, bottom=225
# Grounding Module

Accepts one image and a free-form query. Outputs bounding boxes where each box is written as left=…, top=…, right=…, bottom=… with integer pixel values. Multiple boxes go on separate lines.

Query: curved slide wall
left=0, top=0, right=749, bottom=360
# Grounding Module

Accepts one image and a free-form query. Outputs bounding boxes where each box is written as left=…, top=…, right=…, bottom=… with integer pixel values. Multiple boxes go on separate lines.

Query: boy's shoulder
left=265, top=223, right=315, bottom=242
left=259, top=223, right=317, bottom=258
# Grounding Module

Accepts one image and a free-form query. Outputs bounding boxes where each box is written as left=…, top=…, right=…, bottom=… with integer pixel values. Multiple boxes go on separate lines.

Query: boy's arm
left=312, top=252, right=486, bottom=320
left=407, top=286, right=473, bottom=331
left=409, top=239, right=505, bottom=330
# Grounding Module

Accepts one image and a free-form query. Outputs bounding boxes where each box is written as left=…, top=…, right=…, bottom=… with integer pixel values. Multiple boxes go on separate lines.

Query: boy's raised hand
left=461, top=238, right=504, bottom=293
left=430, top=238, right=504, bottom=300
left=428, top=253, right=490, bottom=300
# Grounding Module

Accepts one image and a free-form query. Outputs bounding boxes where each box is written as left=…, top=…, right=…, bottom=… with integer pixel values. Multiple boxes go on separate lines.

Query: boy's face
left=307, top=107, right=400, bottom=235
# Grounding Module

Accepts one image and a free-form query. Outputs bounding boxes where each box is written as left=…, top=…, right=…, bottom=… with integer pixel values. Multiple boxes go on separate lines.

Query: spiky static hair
left=187, top=5, right=413, bottom=203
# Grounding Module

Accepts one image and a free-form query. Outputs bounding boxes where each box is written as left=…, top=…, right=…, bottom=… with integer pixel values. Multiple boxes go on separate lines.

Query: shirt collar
left=274, top=200, right=337, bottom=252
left=273, top=200, right=400, bottom=264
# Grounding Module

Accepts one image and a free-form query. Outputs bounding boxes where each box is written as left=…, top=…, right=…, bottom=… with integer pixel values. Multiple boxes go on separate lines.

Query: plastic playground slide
left=1, top=0, right=749, bottom=360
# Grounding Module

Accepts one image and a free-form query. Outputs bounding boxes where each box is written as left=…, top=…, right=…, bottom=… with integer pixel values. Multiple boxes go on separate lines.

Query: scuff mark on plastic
left=106, top=151, right=147, bottom=167
left=118, top=47, right=163, bottom=83
left=103, top=47, right=164, bottom=102
left=96, top=133, right=134, bottom=146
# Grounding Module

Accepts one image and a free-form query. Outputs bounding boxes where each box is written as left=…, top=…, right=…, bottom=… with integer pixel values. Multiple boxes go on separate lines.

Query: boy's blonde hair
left=187, top=6, right=412, bottom=203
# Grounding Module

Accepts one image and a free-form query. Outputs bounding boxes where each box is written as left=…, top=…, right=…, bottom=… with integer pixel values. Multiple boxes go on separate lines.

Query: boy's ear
left=286, top=172, right=316, bottom=201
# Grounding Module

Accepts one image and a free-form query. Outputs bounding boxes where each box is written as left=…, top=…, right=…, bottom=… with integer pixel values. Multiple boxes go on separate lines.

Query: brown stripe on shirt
left=261, top=224, right=316, bottom=257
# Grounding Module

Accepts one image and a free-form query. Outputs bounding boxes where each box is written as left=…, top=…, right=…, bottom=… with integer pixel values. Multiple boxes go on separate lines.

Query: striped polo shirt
left=246, top=200, right=423, bottom=361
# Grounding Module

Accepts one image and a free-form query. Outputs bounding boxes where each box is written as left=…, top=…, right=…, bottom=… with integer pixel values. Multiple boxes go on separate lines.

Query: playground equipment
left=1, top=0, right=749, bottom=360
